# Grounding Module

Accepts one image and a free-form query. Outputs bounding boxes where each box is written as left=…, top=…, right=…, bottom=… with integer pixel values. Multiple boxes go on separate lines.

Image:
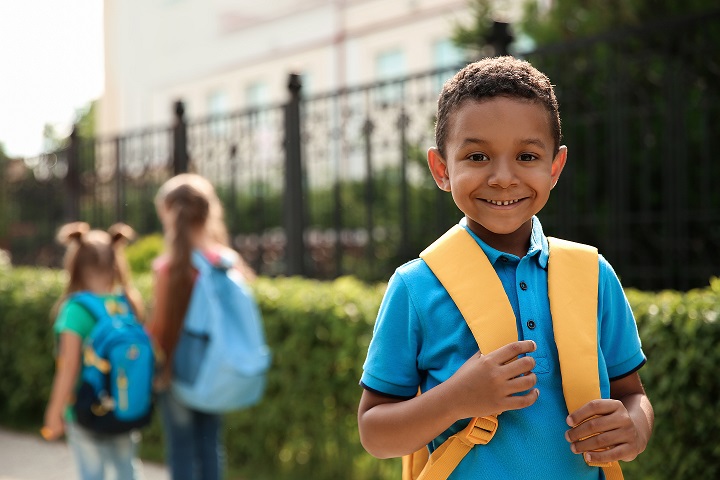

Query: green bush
left=125, top=234, right=164, bottom=275
left=623, top=279, right=720, bottom=480
left=0, top=267, right=65, bottom=425
left=1, top=267, right=718, bottom=479
left=222, top=276, right=397, bottom=479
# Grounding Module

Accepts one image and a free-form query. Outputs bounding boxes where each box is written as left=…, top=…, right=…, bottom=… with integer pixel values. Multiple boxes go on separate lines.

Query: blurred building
left=98, top=0, right=482, bottom=137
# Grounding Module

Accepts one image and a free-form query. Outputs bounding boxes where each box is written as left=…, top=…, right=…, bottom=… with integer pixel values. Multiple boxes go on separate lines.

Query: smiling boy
left=358, top=57, right=654, bottom=479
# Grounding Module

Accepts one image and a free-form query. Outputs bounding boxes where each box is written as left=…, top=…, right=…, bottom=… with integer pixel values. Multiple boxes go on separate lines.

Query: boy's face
left=428, top=97, right=566, bottom=254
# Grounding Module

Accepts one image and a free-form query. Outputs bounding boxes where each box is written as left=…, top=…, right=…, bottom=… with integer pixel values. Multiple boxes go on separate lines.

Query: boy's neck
left=466, top=218, right=532, bottom=258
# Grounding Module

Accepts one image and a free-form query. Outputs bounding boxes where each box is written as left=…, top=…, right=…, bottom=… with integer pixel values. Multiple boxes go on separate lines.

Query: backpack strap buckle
left=461, top=415, right=498, bottom=446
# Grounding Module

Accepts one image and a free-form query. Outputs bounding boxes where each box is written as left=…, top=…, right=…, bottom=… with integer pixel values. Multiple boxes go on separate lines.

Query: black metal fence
left=2, top=11, right=719, bottom=290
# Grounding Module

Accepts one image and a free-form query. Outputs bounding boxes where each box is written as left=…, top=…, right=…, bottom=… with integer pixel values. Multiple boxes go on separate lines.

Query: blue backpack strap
left=191, top=249, right=239, bottom=272
left=191, top=250, right=214, bottom=274
left=68, top=292, right=110, bottom=322
left=68, top=292, right=113, bottom=374
left=70, top=291, right=132, bottom=322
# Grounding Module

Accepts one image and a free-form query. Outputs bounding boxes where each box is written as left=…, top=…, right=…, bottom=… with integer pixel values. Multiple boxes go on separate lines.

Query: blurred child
left=43, top=222, right=145, bottom=480
left=147, top=173, right=255, bottom=480
left=358, top=57, right=654, bottom=479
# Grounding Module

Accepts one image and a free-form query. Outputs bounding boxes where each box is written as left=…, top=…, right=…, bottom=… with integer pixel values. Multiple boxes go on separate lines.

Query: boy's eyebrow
left=459, top=137, right=548, bottom=149
left=518, top=138, right=547, bottom=149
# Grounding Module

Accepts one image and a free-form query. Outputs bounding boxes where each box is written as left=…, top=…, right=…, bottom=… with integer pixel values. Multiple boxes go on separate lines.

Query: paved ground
left=0, top=428, right=168, bottom=480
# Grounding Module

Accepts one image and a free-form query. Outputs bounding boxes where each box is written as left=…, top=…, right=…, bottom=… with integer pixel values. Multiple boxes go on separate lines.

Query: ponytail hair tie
left=56, top=222, right=90, bottom=246
left=108, top=223, right=136, bottom=246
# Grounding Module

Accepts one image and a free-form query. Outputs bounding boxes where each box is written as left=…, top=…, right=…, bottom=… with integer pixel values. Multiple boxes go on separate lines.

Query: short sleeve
left=54, top=301, right=96, bottom=340
left=360, top=271, right=422, bottom=399
left=598, top=256, right=646, bottom=380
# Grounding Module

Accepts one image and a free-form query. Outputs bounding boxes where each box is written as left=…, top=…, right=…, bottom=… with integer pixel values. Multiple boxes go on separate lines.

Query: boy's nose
left=487, top=160, right=518, bottom=188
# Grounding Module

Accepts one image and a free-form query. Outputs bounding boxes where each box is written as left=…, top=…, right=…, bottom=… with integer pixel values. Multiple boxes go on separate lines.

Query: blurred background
left=2, top=2, right=720, bottom=479
left=1, top=0, right=719, bottom=289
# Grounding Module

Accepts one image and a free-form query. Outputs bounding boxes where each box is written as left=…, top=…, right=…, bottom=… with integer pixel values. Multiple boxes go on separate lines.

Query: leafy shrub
left=125, top=234, right=164, bottom=275
left=221, top=276, right=398, bottom=479
left=623, top=279, right=720, bottom=480
left=1, top=267, right=718, bottom=479
left=0, top=268, right=64, bottom=425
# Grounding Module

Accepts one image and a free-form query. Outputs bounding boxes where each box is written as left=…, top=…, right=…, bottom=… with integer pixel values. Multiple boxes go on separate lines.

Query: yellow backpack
left=402, top=225, right=623, bottom=480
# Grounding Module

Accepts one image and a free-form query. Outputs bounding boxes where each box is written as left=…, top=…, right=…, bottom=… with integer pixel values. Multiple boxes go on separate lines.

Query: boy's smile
left=428, top=97, right=567, bottom=256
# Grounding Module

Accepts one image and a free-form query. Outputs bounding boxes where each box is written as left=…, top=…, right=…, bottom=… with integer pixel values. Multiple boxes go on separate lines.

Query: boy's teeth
left=487, top=199, right=519, bottom=205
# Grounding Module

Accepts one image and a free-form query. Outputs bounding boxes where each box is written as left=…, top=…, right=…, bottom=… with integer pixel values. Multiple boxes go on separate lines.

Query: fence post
left=228, top=144, right=238, bottom=232
left=64, top=124, right=81, bottom=221
left=397, top=108, right=410, bottom=262
left=172, top=100, right=189, bottom=175
left=486, top=21, right=514, bottom=56
left=363, top=117, right=375, bottom=266
left=114, top=136, right=124, bottom=222
left=284, top=73, right=306, bottom=276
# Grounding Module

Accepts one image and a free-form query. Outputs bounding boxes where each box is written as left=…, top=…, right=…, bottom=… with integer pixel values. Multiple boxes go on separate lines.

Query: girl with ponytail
left=43, top=222, right=145, bottom=479
left=147, top=173, right=255, bottom=480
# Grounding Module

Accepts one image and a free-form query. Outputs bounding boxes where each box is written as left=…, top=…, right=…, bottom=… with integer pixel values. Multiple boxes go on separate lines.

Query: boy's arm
left=358, top=341, right=539, bottom=458
left=565, top=372, right=654, bottom=464
left=358, top=388, right=460, bottom=458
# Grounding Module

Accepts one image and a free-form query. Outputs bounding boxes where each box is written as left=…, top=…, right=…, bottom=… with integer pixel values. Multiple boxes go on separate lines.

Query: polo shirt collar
left=459, top=216, right=549, bottom=269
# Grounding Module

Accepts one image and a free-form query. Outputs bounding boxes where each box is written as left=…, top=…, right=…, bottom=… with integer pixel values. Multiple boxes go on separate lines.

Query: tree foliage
left=451, top=0, right=720, bottom=291
left=454, top=0, right=720, bottom=50
left=519, top=0, right=719, bottom=44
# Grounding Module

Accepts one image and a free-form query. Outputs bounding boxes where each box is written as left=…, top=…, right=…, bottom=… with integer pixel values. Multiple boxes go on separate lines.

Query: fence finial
left=173, top=100, right=189, bottom=174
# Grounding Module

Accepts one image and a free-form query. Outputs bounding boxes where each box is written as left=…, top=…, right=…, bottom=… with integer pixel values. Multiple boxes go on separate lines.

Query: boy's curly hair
left=435, top=56, right=562, bottom=156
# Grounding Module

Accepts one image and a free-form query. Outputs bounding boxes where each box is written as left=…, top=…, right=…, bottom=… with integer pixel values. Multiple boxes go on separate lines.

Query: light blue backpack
left=172, top=250, right=271, bottom=413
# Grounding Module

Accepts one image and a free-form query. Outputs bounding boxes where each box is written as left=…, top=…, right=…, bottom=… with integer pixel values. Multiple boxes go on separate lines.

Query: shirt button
left=519, top=281, right=528, bottom=291
left=527, top=320, right=536, bottom=329
left=500, top=256, right=508, bottom=263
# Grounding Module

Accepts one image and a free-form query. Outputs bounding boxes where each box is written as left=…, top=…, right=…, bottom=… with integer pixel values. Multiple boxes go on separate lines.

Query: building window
left=375, top=49, right=406, bottom=105
left=433, top=39, right=465, bottom=92
left=207, top=90, right=229, bottom=135
left=300, top=72, right=312, bottom=98
left=245, top=82, right=269, bottom=108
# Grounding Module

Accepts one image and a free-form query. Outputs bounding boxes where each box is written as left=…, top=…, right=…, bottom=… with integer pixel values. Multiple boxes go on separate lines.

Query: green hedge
left=0, top=267, right=718, bottom=479
left=623, top=281, right=720, bottom=479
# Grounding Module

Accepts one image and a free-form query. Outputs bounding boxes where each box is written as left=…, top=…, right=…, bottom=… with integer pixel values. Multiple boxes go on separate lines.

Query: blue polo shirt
left=361, top=216, right=646, bottom=479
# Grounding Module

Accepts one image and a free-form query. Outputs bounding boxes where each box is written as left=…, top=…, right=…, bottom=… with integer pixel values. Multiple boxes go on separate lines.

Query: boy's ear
left=550, top=145, right=568, bottom=189
left=428, top=147, right=451, bottom=192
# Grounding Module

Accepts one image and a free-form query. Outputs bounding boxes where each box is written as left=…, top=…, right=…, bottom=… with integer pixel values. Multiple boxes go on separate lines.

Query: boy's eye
left=518, top=153, right=537, bottom=162
left=468, top=153, right=489, bottom=162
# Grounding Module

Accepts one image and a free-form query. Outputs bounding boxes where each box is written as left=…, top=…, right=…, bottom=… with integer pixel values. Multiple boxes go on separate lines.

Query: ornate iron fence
left=2, top=11, right=719, bottom=290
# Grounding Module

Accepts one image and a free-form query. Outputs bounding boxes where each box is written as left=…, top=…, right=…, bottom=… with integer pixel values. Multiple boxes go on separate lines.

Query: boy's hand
left=446, top=340, right=539, bottom=420
left=565, top=399, right=643, bottom=464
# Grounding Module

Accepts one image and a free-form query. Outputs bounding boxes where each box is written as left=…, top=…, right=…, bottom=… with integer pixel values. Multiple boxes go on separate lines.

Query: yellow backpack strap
left=403, top=227, right=624, bottom=480
left=421, top=225, right=518, bottom=351
left=402, top=225, right=516, bottom=480
left=547, top=237, right=623, bottom=480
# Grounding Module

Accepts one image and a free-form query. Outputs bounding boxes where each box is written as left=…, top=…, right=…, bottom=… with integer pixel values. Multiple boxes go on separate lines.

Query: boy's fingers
left=567, top=399, right=622, bottom=427
left=507, top=372, right=537, bottom=393
left=491, top=340, right=536, bottom=365
left=502, top=355, right=535, bottom=379
left=502, top=388, right=540, bottom=412
left=570, top=429, right=620, bottom=454
left=584, top=441, right=640, bottom=464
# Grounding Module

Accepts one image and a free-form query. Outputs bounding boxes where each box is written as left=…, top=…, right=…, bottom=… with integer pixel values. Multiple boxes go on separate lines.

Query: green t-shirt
left=53, top=294, right=114, bottom=420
